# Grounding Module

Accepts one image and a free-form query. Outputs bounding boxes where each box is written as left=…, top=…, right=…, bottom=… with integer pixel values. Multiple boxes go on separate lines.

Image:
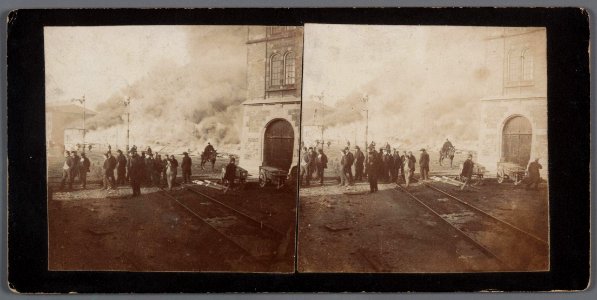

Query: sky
left=302, top=24, right=502, bottom=150
left=44, top=26, right=248, bottom=151
left=45, top=26, right=192, bottom=109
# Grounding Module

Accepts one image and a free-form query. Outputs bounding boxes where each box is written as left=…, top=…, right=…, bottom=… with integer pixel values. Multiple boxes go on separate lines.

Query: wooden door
left=502, top=116, right=532, bottom=166
left=263, top=119, right=294, bottom=171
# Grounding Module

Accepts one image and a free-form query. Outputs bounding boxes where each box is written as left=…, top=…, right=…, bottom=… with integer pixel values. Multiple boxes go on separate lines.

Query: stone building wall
left=240, top=26, right=303, bottom=176
left=478, top=28, right=548, bottom=178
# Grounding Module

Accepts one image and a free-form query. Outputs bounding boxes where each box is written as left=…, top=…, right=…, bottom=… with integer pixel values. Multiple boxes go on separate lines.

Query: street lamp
left=122, top=96, right=132, bottom=152
left=362, top=94, right=369, bottom=161
left=71, top=95, right=86, bottom=153
left=312, top=92, right=325, bottom=150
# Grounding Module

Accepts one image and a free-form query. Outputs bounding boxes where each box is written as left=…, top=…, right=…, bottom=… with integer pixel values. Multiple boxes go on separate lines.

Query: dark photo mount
left=7, top=8, right=590, bottom=292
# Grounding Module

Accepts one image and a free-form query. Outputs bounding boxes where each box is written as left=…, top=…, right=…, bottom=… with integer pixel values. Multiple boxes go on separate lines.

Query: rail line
left=161, top=187, right=285, bottom=261
left=394, top=184, right=509, bottom=269
left=184, top=186, right=285, bottom=237
left=424, top=182, right=548, bottom=245
left=395, top=182, right=549, bottom=271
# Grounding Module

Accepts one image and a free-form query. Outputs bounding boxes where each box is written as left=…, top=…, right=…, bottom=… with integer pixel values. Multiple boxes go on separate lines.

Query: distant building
left=478, top=28, right=548, bottom=178
left=46, top=103, right=96, bottom=153
left=239, top=26, right=303, bottom=175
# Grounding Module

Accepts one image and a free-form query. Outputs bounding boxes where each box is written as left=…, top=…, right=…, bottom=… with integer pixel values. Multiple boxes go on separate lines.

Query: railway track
left=160, top=186, right=288, bottom=262
left=395, top=182, right=549, bottom=271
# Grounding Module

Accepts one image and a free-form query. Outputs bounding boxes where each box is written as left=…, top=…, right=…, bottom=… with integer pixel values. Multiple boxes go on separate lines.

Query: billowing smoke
left=301, top=25, right=493, bottom=153
left=85, top=26, right=247, bottom=153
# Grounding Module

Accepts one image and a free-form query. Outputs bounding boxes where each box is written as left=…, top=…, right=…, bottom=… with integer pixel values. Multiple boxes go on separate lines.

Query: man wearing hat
left=102, top=151, right=117, bottom=190
left=59, top=151, right=73, bottom=191
left=344, top=147, right=355, bottom=185
left=419, top=148, right=430, bottom=181
left=300, top=147, right=311, bottom=186
left=526, top=158, right=542, bottom=190
left=366, top=148, right=380, bottom=193
left=115, top=149, right=127, bottom=186
left=79, top=152, right=90, bottom=189
left=128, top=148, right=144, bottom=196
left=223, top=156, right=237, bottom=193
left=354, top=146, right=365, bottom=181
left=181, top=152, right=192, bottom=184
left=460, top=154, right=475, bottom=190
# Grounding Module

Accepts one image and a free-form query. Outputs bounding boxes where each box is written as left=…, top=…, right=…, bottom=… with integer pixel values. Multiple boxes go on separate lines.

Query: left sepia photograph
left=45, top=25, right=302, bottom=272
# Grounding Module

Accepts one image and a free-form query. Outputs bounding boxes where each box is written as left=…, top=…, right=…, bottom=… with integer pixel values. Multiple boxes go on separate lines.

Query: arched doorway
left=263, top=119, right=294, bottom=170
left=502, top=116, right=532, bottom=166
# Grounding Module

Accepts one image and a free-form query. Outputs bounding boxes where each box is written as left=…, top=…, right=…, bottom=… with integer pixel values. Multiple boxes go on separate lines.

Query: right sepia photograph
left=298, top=24, right=549, bottom=273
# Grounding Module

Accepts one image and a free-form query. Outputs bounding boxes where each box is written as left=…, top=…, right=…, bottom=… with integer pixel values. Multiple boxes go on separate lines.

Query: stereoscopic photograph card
left=6, top=8, right=591, bottom=293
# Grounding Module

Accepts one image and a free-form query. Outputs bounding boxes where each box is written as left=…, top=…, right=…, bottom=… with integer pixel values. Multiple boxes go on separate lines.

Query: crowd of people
left=58, top=143, right=220, bottom=196
left=299, top=141, right=433, bottom=193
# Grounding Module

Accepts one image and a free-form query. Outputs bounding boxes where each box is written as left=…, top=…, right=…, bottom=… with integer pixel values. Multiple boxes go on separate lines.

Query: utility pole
left=313, top=92, right=325, bottom=150
left=71, top=95, right=86, bottom=153
left=362, top=94, right=369, bottom=162
left=122, top=96, right=132, bottom=152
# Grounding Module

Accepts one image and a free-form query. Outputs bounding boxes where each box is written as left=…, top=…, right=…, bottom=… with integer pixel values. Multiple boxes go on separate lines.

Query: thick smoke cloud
left=85, top=26, right=247, bottom=152
left=302, top=25, right=492, bottom=152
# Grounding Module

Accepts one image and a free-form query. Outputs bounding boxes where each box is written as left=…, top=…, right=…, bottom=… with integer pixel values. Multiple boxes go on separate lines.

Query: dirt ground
left=298, top=164, right=549, bottom=273
left=47, top=155, right=296, bottom=272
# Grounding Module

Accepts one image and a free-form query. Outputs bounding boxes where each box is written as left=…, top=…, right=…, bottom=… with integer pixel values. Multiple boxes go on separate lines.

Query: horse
left=439, top=146, right=456, bottom=167
left=200, top=150, right=217, bottom=171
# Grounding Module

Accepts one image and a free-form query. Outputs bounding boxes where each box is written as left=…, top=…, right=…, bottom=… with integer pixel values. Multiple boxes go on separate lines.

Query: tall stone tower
left=478, top=28, right=548, bottom=178
left=239, top=26, right=303, bottom=176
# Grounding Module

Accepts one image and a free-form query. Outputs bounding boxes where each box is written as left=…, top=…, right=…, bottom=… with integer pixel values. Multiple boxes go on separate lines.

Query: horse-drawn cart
left=496, top=162, right=526, bottom=185
left=258, top=166, right=289, bottom=189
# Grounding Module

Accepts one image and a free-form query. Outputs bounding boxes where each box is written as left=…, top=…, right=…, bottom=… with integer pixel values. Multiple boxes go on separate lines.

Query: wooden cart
left=258, top=166, right=288, bottom=189
left=497, top=162, right=526, bottom=185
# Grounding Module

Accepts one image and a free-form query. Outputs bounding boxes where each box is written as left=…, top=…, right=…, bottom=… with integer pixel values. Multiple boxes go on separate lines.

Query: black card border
left=6, top=7, right=591, bottom=293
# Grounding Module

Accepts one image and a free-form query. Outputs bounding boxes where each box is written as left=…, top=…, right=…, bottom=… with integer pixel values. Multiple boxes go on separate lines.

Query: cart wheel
left=259, top=171, right=267, bottom=188
left=497, top=171, right=504, bottom=183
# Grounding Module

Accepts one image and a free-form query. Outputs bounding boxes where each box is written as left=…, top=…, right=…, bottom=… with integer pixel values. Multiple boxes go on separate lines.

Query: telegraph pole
left=71, top=95, right=86, bottom=153
left=122, top=96, right=132, bottom=152
left=362, top=94, right=369, bottom=161
left=313, top=92, right=325, bottom=150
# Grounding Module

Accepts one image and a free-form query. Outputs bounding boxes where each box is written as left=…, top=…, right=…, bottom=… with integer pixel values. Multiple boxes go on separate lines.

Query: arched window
left=522, top=49, right=534, bottom=81
left=508, top=49, right=521, bottom=82
left=284, top=51, right=295, bottom=85
left=270, top=53, right=284, bottom=87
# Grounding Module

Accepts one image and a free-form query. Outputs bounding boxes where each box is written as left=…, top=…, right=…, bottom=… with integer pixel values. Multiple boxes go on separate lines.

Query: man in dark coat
left=407, top=151, right=416, bottom=182
left=442, top=138, right=454, bottom=153
left=79, top=152, right=90, bottom=189
left=128, top=149, right=144, bottom=196
left=309, top=147, right=318, bottom=181
left=526, top=158, right=542, bottom=190
left=181, top=152, right=192, bottom=184
left=460, top=154, right=474, bottom=190
left=354, top=146, right=365, bottom=181
left=71, top=151, right=80, bottom=184
left=169, top=155, right=179, bottom=186
left=59, top=151, right=73, bottom=191
left=344, top=147, right=354, bottom=185
left=316, top=149, right=328, bottom=185
left=419, top=148, right=430, bottom=181
left=223, top=157, right=237, bottom=193
left=300, top=147, right=311, bottom=186
left=145, top=153, right=155, bottom=186
left=102, top=151, right=117, bottom=190
left=153, top=154, right=163, bottom=187
left=366, top=148, right=380, bottom=193
left=392, top=149, right=401, bottom=183
left=383, top=149, right=392, bottom=183
left=204, top=142, right=215, bottom=156
left=115, top=150, right=127, bottom=186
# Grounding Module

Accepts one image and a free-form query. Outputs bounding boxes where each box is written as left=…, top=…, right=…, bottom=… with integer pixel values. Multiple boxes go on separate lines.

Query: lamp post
left=312, top=92, right=325, bottom=150
left=122, top=96, right=132, bottom=152
left=362, top=94, right=369, bottom=161
left=71, top=95, right=86, bottom=153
